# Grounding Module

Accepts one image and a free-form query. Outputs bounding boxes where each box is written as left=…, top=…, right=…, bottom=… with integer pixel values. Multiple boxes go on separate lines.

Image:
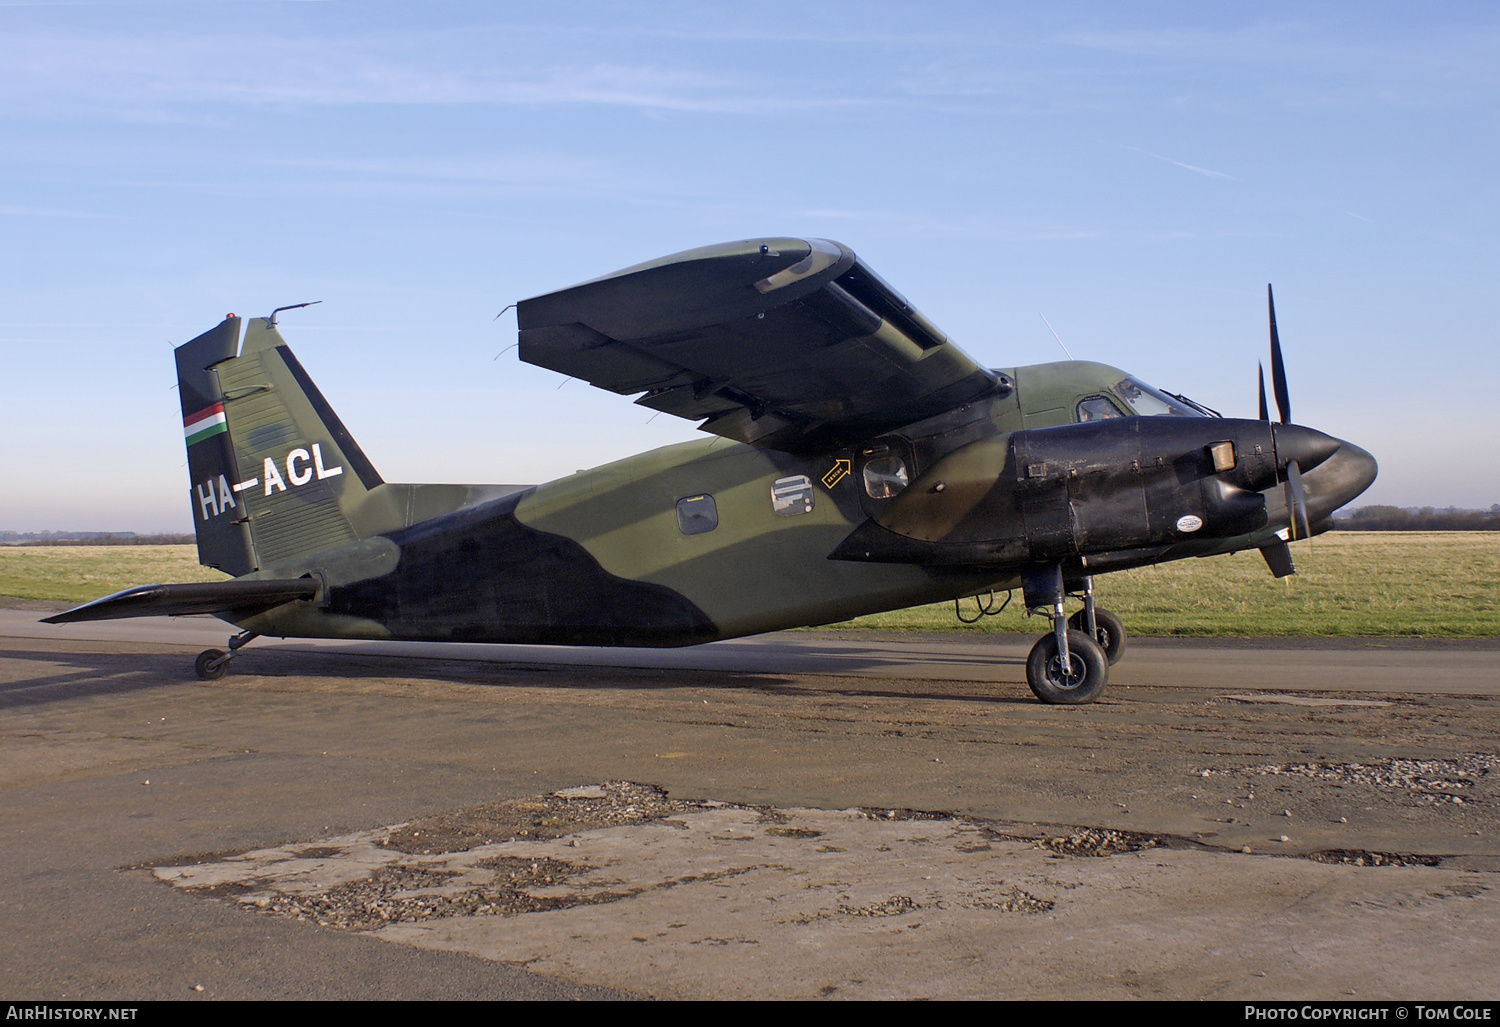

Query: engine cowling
left=830, top=417, right=1336, bottom=565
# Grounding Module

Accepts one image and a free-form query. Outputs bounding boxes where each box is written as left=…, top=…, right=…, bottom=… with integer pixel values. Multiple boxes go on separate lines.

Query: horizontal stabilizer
left=41, top=579, right=318, bottom=624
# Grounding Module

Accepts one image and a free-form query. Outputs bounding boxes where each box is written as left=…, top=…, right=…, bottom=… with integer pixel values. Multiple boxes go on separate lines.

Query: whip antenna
left=1040, top=313, right=1074, bottom=359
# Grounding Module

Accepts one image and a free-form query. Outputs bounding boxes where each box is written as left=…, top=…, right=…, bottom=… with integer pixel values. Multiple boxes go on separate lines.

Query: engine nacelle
left=830, top=417, right=1337, bottom=565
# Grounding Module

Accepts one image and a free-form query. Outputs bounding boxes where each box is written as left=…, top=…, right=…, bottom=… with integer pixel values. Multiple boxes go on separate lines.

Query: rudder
left=177, top=316, right=257, bottom=575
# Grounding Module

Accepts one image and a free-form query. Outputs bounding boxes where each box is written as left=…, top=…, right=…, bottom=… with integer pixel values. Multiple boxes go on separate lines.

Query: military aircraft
left=44, top=238, right=1377, bottom=703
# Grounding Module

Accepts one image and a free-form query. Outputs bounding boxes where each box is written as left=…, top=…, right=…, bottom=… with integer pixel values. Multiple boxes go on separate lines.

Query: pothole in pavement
left=146, top=781, right=1482, bottom=936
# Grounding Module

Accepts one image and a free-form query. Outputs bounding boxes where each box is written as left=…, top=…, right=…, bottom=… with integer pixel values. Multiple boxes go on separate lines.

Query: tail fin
left=176, top=315, right=382, bottom=573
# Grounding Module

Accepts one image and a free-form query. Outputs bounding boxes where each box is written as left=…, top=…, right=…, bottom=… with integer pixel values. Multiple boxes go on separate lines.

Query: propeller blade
left=1268, top=284, right=1291, bottom=424
left=1257, top=362, right=1270, bottom=421
left=1285, top=458, right=1310, bottom=540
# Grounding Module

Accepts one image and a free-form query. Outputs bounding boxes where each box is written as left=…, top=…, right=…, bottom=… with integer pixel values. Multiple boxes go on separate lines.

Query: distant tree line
left=1336, top=505, right=1500, bottom=531
left=5, top=507, right=1497, bottom=542
left=0, top=531, right=196, bottom=546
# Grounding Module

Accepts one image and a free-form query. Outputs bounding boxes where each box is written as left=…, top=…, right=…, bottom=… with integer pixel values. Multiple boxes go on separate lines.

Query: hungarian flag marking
left=184, top=403, right=228, bottom=446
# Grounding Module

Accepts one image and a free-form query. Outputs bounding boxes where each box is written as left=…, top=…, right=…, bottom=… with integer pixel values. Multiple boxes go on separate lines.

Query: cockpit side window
left=858, top=438, right=915, bottom=504
left=1076, top=396, right=1125, bottom=422
left=1112, top=377, right=1202, bottom=417
left=862, top=454, right=909, bottom=499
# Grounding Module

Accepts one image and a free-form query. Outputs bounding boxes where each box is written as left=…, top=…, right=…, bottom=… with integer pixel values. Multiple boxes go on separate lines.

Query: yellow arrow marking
left=821, top=459, right=852, bottom=489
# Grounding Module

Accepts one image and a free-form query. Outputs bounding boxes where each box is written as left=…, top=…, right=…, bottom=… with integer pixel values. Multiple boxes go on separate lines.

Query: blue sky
left=2, top=1, right=1496, bottom=531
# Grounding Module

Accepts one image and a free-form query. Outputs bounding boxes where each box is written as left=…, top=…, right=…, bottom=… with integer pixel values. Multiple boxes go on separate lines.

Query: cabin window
left=771, top=475, right=815, bottom=517
left=862, top=454, right=909, bottom=499
left=1077, top=396, right=1125, bottom=422
left=675, top=494, right=719, bottom=535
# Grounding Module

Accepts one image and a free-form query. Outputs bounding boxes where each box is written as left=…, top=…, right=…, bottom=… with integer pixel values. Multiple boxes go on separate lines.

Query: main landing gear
left=1066, top=575, right=1125, bottom=666
left=1020, top=568, right=1122, bottom=704
left=195, top=629, right=258, bottom=681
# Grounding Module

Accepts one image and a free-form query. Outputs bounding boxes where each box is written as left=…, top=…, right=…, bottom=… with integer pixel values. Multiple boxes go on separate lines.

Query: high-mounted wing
left=516, top=238, right=1004, bottom=452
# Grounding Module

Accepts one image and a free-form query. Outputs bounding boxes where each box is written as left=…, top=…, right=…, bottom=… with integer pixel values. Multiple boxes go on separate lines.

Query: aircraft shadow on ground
left=318, top=637, right=1029, bottom=674
left=0, top=646, right=196, bottom=710
left=702, top=639, right=1031, bottom=670
left=0, top=643, right=1037, bottom=710
left=260, top=647, right=1038, bottom=706
left=259, top=645, right=1041, bottom=706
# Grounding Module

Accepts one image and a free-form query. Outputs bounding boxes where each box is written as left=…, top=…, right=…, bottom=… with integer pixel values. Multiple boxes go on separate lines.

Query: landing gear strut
left=195, top=630, right=258, bottom=681
left=1021, top=566, right=1108, bottom=704
left=1067, top=576, right=1126, bottom=665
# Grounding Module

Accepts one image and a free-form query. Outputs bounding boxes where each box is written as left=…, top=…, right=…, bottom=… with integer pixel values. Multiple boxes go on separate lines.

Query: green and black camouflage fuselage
left=48, top=238, right=1377, bottom=667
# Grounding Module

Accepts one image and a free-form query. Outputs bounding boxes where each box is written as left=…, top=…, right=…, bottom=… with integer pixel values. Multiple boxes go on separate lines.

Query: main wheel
left=1069, top=608, right=1126, bottom=665
left=195, top=649, right=228, bottom=681
left=1026, top=629, right=1108, bottom=704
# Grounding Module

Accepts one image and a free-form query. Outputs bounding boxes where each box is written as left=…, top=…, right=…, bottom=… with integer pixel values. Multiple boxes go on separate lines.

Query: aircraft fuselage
left=237, top=358, right=1375, bottom=647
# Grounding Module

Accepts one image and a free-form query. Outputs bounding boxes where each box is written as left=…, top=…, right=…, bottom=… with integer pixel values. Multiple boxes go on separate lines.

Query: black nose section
left=1301, top=439, right=1379, bottom=523
left=1271, top=423, right=1341, bottom=473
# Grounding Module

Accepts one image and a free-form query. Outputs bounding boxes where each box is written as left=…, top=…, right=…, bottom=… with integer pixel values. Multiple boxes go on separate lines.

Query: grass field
left=0, top=545, right=224, bottom=604
left=835, top=532, right=1500, bottom=637
left=1, top=532, right=1495, bottom=637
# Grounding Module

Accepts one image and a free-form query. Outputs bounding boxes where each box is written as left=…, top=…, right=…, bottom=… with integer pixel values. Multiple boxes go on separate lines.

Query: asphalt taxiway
left=9, top=608, right=1499, bottom=695
left=2, top=609, right=1497, bottom=1000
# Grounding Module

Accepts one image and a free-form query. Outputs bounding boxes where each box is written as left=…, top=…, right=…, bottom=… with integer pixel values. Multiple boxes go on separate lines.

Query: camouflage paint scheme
left=47, top=238, right=1377, bottom=656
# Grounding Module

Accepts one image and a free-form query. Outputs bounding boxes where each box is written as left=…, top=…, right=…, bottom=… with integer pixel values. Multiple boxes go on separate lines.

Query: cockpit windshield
left=1111, top=377, right=1206, bottom=417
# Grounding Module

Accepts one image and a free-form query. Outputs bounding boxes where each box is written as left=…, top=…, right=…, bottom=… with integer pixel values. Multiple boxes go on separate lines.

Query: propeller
left=1256, top=284, right=1310, bottom=569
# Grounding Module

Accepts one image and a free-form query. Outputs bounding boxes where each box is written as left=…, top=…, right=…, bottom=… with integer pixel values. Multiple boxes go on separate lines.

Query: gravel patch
left=839, top=895, right=918, bottom=917
left=1198, top=754, right=1499, bottom=806
left=965, top=887, right=1055, bottom=914
left=382, top=781, right=687, bottom=854
left=1035, top=828, right=1161, bottom=857
left=1305, top=850, right=1444, bottom=869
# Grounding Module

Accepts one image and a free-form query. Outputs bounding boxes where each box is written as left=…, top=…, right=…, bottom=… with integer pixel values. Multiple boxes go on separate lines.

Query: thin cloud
left=271, top=153, right=607, bottom=186
left=0, top=31, right=866, bottom=115
left=1127, top=146, right=1237, bottom=180
left=1344, top=211, right=1374, bottom=223
left=1067, top=22, right=1500, bottom=108
left=0, top=204, right=115, bottom=218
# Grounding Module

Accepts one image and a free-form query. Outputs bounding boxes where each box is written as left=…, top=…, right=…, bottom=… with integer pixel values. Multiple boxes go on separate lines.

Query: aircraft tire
left=1026, top=630, right=1108, bottom=704
left=1069, top=608, right=1126, bottom=665
left=195, top=649, right=228, bottom=681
